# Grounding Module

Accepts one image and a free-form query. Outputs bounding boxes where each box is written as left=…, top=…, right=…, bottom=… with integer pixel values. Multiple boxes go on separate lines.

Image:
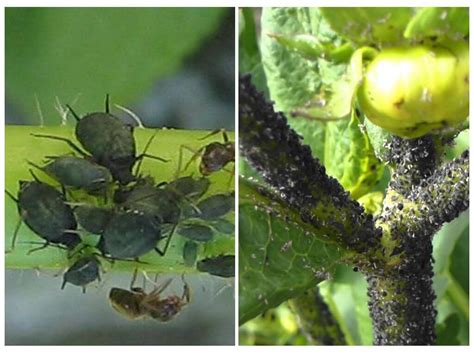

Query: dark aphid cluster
left=6, top=96, right=235, bottom=317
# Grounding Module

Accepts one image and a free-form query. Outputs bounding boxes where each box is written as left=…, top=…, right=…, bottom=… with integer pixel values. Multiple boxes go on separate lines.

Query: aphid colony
left=6, top=95, right=235, bottom=322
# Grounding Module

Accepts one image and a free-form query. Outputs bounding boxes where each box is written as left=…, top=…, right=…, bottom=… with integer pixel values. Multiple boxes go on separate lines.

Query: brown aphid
left=109, top=278, right=190, bottom=322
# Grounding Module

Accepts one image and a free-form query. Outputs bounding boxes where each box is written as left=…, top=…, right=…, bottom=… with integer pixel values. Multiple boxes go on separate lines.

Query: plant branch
left=239, top=74, right=381, bottom=254
left=367, top=137, right=469, bottom=345
left=288, top=287, right=346, bottom=345
left=5, top=125, right=235, bottom=274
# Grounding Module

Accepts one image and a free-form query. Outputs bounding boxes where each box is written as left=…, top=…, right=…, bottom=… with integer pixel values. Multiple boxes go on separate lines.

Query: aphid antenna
left=31, top=133, right=89, bottom=157
left=114, top=103, right=145, bottom=128
left=105, top=94, right=110, bottom=114
left=66, top=104, right=81, bottom=122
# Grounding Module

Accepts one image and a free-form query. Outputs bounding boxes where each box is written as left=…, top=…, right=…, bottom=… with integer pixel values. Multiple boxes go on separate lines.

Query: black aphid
left=101, top=210, right=164, bottom=259
left=197, top=255, right=235, bottom=278
left=177, top=223, right=214, bottom=242
left=6, top=174, right=80, bottom=251
left=183, top=241, right=198, bottom=267
left=29, top=156, right=113, bottom=196
left=61, top=255, right=101, bottom=293
left=32, top=95, right=167, bottom=184
left=74, top=205, right=113, bottom=235
left=192, top=192, right=235, bottom=220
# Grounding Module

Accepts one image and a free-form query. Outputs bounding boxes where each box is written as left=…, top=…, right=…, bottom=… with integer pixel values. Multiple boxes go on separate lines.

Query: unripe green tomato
left=358, top=40, right=469, bottom=138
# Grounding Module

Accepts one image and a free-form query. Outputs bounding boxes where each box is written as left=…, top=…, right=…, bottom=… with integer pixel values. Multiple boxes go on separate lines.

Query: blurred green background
left=5, top=7, right=235, bottom=345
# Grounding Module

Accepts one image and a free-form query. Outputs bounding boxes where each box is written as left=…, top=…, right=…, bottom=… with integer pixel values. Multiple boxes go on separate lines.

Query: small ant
left=109, top=274, right=190, bottom=322
left=177, top=129, right=235, bottom=178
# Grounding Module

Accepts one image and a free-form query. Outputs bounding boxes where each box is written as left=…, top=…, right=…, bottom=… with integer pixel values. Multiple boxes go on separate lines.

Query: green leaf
left=5, top=125, right=234, bottom=273
left=320, top=265, right=373, bottom=345
left=320, top=8, right=414, bottom=47
left=450, top=227, right=469, bottom=295
left=261, top=7, right=338, bottom=114
left=404, top=7, right=469, bottom=41
left=239, top=8, right=268, bottom=95
left=432, top=211, right=469, bottom=344
left=239, top=303, right=308, bottom=345
left=260, top=8, right=384, bottom=199
left=436, top=313, right=460, bottom=345
left=6, top=8, right=225, bottom=124
left=239, top=179, right=350, bottom=324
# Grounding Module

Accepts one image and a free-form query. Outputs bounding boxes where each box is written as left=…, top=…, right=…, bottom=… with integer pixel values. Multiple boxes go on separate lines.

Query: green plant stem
left=5, top=125, right=234, bottom=274
left=288, top=287, right=346, bottom=345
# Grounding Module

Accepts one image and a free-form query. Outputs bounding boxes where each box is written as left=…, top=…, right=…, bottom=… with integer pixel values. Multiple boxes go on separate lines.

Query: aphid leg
left=130, top=267, right=139, bottom=290
left=105, top=94, right=110, bottom=114
left=29, top=169, right=42, bottom=183
left=61, top=278, right=67, bottom=290
left=154, top=223, right=177, bottom=256
left=27, top=160, right=45, bottom=174
left=9, top=216, right=23, bottom=252
left=134, top=130, right=159, bottom=175
left=31, top=133, right=88, bottom=157
left=198, top=128, right=226, bottom=142
left=136, top=153, right=169, bottom=164
left=181, top=275, right=191, bottom=303
left=27, top=241, right=51, bottom=255
left=82, top=286, right=86, bottom=294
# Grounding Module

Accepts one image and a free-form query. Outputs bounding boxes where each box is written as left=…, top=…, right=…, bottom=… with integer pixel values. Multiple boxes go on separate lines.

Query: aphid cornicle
left=62, top=255, right=101, bottom=293
left=28, top=155, right=113, bottom=196
left=109, top=278, right=190, bottom=322
left=5, top=174, right=80, bottom=251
